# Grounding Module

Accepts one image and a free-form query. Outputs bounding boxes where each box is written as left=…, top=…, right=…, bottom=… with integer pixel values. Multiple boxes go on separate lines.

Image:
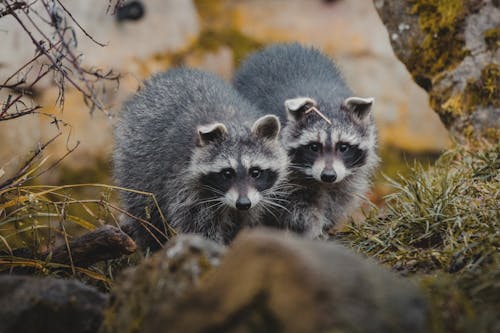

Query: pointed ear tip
left=256, top=114, right=280, bottom=124
left=285, top=97, right=316, bottom=112
left=252, top=115, right=281, bottom=139
left=346, top=96, right=375, bottom=102
left=266, top=114, right=280, bottom=123
left=197, top=123, right=228, bottom=135
left=196, top=125, right=206, bottom=134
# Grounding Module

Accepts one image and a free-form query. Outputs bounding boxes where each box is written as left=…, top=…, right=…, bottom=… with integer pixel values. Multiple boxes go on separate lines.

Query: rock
left=100, top=234, right=225, bottom=333
left=0, top=275, right=108, bottom=333
left=140, top=229, right=428, bottom=333
left=374, top=0, right=500, bottom=142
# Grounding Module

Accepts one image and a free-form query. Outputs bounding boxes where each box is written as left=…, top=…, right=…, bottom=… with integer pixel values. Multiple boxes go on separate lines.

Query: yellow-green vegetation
left=449, top=63, right=500, bottom=142
left=0, top=181, right=169, bottom=289
left=483, top=27, right=500, bottom=50
left=464, top=64, right=500, bottom=108
left=408, top=0, right=472, bottom=80
left=337, top=143, right=499, bottom=332
left=187, top=0, right=262, bottom=66
left=197, top=28, right=262, bottom=66
left=373, top=146, right=441, bottom=202
left=143, top=0, right=262, bottom=74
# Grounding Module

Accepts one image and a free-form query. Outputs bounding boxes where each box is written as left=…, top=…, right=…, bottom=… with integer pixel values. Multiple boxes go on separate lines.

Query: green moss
left=483, top=27, right=500, bottom=50
left=408, top=0, right=473, bottom=83
left=464, top=64, right=500, bottom=108
left=169, top=0, right=262, bottom=68
left=435, top=64, right=499, bottom=138
left=169, top=28, right=262, bottom=68
left=198, top=28, right=262, bottom=66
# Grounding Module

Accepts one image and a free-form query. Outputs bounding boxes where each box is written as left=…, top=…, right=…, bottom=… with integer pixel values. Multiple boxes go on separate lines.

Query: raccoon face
left=284, top=96, right=375, bottom=184
left=190, top=115, right=287, bottom=211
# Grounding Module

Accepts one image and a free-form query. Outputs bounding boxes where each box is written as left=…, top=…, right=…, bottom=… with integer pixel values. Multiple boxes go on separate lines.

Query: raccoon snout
left=236, top=196, right=252, bottom=210
left=321, top=170, right=337, bottom=183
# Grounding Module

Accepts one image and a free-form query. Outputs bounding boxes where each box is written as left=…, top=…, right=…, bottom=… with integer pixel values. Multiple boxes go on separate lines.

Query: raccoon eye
left=249, top=167, right=261, bottom=179
left=309, top=142, right=321, bottom=152
left=220, top=168, right=235, bottom=180
left=338, top=142, right=351, bottom=153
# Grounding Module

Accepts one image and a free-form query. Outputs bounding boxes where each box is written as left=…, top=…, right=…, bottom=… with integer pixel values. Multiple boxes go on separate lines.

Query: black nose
left=321, top=170, right=337, bottom=183
left=235, top=197, right=251, bottom=210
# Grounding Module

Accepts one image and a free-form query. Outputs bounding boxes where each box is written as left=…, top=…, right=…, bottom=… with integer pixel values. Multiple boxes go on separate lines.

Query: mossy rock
left=374, top=0, right=500, bottom=143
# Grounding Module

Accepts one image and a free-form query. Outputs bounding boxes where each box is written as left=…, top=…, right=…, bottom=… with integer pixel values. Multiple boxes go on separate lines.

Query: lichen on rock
left=375, top=0, right=500, bottom=143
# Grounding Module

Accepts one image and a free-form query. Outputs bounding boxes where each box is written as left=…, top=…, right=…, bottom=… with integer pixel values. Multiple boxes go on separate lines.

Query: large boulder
left=107, top=229, right=429, bottom=333
left=100, top=234, right=226, bottom=333
left=0, top=275, right=108, bottom=333
left=374, top=0, right=499, bottom=142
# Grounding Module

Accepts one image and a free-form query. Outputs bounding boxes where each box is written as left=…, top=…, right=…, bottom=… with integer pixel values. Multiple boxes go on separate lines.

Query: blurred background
left=0, top=0, right=451, bottom=203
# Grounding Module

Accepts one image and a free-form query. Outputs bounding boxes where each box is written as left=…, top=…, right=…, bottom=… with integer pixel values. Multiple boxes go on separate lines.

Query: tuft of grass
left=339, top=143, right=499, bottom=273
left=0, top=180, right=174, bottom=289
left=336, top=142, right=499, bottom=331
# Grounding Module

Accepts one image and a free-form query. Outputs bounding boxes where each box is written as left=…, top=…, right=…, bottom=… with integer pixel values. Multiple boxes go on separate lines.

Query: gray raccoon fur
left=113, top=68, right=288, bottom=250
left=234, top=43, right=379, bottom=238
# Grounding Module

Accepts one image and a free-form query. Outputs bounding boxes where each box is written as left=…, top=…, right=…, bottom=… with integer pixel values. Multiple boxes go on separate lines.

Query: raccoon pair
left=114, top=43, right=378, bottom=250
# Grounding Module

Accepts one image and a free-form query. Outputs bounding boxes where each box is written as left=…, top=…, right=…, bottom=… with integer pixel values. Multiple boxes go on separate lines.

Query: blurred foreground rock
left=105, top=229, right=429, bottom=333
left=0, top=276, right=108, bottom=333
left=374, top=0, right=500, bottom=142
left=100, top=234, right=225, bottom=333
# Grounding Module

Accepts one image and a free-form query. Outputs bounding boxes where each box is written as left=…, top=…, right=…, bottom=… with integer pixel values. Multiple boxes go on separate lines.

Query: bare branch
left=0, top=1, right=27, bottom=18
left=0, top=131, right=62, bottom=190
left=45, top=225, right=137, bottom=268
left=0, top=0, right=122, bottom=191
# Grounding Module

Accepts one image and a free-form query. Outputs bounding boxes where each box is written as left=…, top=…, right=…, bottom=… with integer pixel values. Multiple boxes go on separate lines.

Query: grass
left=0, top=179, right=174, bottom=289
left=336, top=142, right=499, bottom=332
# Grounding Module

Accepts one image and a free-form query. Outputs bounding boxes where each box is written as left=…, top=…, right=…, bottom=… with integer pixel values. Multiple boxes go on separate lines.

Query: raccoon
left=234, top=43, right=379, bottom=238
left=113, top=68, right=288, bottom=250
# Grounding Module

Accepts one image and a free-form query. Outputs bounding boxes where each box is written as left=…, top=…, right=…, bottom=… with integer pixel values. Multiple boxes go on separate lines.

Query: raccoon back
left=233, top=43, right=352, bottom=121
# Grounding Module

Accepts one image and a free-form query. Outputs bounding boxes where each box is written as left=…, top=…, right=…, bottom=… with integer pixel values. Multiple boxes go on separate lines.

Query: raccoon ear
left=284, top=97, right=316, bottom=122
left=196, top=122, right=228, bottom=146
left=342, top=97, right=374, bottom=121
left=251, top=115, right=281, bottom=140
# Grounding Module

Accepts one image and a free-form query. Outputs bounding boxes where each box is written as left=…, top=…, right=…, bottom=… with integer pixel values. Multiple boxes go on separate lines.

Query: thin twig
left=0, top=131, right=62, bottom=190
left=305, top=106, right=332, bottom=125
left=55, top=0, right=107, bottom=47
left=0, top=1, right=27, bottom=18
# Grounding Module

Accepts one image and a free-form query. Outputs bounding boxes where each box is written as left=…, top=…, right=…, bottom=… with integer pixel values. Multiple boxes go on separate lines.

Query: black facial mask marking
left=200, top=169, right=234, bottom=196
left=289, top=145, right=319, bottom=169
left=252, top=169, right=278, bottom=192
left=199, top=168, right=278, bottom=197
left=338, top=143, right=366, bottom=169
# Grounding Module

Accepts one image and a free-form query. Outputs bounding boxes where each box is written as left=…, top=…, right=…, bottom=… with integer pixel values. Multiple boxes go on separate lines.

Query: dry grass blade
left=0, top=182, right=174, bottom=284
